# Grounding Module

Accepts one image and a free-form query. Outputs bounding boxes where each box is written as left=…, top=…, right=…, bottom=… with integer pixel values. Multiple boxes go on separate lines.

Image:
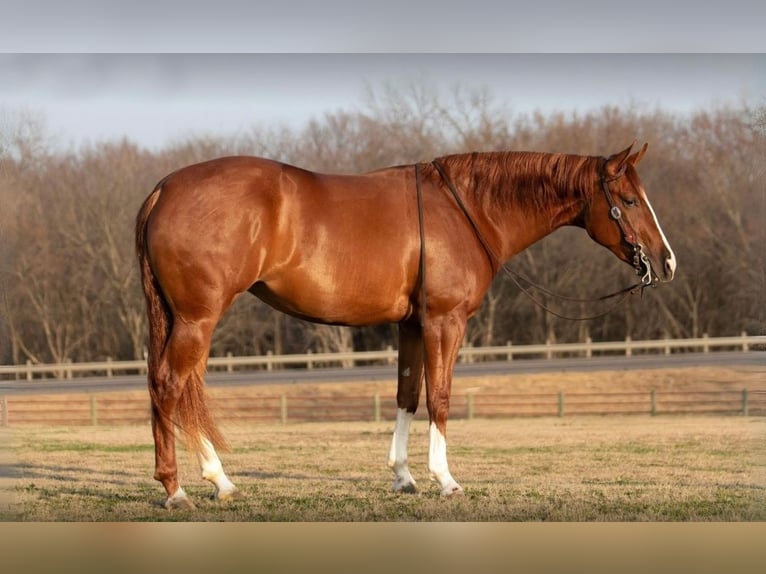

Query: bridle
left=598, top=157, right=655, bottom=288
left=416, top=157, right=655, bottom=322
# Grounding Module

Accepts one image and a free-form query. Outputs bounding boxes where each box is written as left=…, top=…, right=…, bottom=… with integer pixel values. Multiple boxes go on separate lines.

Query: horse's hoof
left=393, top=482, right=418, bottom=494
left=216, top=488, right=245, bottom=502
left=164, top=493, right=196, bottom=510
left=440, top=484, right=464, bottom=497
left=392, top=475, right=418, bottom=494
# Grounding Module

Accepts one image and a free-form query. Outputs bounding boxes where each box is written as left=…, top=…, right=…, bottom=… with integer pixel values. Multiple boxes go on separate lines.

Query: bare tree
left=2, top=90, right=763, bottom=369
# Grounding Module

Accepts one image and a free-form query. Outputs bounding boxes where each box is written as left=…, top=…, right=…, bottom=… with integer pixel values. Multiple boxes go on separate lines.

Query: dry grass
left=2, top=414, right=764, bottom=522
left=2, top=366, right=764, bottom=521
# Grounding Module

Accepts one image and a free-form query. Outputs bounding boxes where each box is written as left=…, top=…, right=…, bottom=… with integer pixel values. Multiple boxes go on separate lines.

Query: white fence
left=1, top=333, right=764, bottom=381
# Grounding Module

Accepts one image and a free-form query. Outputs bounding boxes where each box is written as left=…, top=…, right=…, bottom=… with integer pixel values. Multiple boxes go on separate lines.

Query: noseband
left=598, top=158, right=655, bottom=287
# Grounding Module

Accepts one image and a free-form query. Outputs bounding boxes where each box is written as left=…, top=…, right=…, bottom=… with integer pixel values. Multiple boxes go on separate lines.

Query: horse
left=135, top=142, right=676, bottom=508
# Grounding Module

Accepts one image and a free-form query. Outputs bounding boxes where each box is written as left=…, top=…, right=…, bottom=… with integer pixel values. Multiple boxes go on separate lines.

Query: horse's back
left=154, top=155, right=410, bottom=211
left=157, top=155, right=286, bottom=200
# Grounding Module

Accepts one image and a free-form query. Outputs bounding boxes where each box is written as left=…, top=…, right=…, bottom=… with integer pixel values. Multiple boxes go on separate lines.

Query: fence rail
left=1, top=333, right=764, bottom=381
left=1, top=388, right=764, bottom=427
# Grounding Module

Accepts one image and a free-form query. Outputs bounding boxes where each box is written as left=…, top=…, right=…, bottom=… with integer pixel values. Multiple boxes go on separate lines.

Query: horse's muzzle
left=650, top=249, right=676, bottom=283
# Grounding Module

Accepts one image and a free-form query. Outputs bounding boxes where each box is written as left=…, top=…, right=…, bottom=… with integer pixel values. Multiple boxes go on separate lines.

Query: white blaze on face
left=644, top=194, right=677, bottom=279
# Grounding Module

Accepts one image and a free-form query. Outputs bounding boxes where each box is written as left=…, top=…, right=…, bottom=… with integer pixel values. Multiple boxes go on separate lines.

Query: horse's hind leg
left=150, top=321, right=199, bottom=509
left=196, top=435, right=242, bottom=501
left=151, top=316, right=227, bottom=509
left=180, top=341, right=243, bottom=502
left=387, top=319, right=424, bottom=493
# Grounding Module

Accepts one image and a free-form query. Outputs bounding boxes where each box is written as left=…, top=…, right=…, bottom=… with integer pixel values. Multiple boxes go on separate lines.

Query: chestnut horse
left=135, top=143, right=676, bottom=508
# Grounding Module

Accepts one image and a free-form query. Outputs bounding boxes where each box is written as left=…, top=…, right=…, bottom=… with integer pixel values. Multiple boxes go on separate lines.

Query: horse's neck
left=495, top=204, right=578, bottom=263
left=473, top=169, right=587, bottom=263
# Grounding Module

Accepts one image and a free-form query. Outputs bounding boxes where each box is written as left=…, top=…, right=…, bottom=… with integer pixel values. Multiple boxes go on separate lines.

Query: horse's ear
left=628, top=142, right=649, bottom=165
left=605, top=141, right=635, bottom=177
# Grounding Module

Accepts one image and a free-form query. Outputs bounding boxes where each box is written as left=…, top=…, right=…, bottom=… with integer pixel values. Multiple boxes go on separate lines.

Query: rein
left=415, top=164, right=427, bottom=329
left=428, top=158, right=652, bottom=322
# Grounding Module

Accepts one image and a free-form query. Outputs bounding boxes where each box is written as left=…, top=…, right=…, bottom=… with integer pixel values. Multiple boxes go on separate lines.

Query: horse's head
left=582, top=142, right=676, bottom=284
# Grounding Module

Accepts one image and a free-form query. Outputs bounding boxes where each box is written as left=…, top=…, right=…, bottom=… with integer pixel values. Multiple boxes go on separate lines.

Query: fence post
left=625, top=335, right=632, bottom=357
left=466, top=393, right=474, bottom=420
left=1, top=396, right=7, bottom=426
left=585, top=336, right=592, bottom=359
left=557, top=391, right=564, bottom=417
left=650, top=390, right=656, bottom=417
left=226, top=352, right=233, bottom=373
left=307, top=350, right=313, bottom=370
left=546, top=338, right=553, bottom=360
left=90, top=395, right=98, bottom=426
left=462, top=342, right=473, bottom=364
left=702, top=334, right=709, bottom=354
left=140, top=349, right=148, bottom=376
left=742, top=331, right=749, bottom=352
left=266, top=350, right=273, bottom=371
left=742, top=389, right=749, bottom=416
left=663, top=333, right=671, bottom=355
left=506, top=341, right=513, bottom=361
left=26, top=360, right=33, bottom=381
left=280, top=394, right=288, bottom=424
left=373, top=393, right=381, bottom=422
left=106, top=356, right=113, bottom=378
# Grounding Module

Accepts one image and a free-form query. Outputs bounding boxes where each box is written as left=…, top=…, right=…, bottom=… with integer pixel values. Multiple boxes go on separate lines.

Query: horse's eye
left=623, top=197, right=640, bottom=208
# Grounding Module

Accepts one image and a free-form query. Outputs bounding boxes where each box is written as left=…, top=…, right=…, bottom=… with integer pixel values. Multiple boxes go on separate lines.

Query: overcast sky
left=2, top=54, right=763, bottom=152
left=3, top=1, right=765, bottom=53
left=1, top=3, right=764, bottom=152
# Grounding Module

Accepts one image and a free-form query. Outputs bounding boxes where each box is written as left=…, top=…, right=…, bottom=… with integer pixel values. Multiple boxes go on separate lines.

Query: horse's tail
left=135, top=181, right=227, bottom=453
left=135, top=184, right=168, bottom=390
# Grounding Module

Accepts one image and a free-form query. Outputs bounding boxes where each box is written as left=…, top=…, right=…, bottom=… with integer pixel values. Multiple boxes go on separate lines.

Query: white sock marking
left=428, top=422, right=463, bottom=495
left=388, top=409, right=416, bottom=490
left=197, top=436, right=237, bottom=497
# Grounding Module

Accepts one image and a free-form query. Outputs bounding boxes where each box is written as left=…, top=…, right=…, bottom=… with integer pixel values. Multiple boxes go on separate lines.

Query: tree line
left=1, top=87, right=764, bottom=366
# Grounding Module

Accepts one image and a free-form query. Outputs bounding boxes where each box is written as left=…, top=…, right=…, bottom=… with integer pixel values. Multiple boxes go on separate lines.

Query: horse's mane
left=432, top=151, right=600, bottom=213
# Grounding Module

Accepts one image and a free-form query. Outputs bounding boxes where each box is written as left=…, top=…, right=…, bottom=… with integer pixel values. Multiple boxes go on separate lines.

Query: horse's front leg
left=387, top=319, right=424, bottom=493
left=423, top=312, right=466, bottom=496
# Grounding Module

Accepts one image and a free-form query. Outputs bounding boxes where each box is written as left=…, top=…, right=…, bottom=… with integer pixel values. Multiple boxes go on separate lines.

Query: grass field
left=2, top=413, right=764, bottom=521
